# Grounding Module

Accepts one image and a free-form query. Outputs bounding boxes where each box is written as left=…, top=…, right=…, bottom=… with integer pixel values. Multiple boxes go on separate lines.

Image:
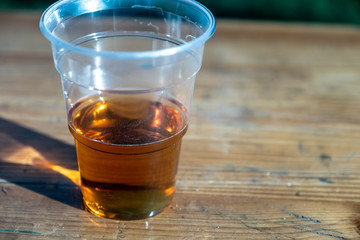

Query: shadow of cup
left=0, top=117, right=82, bottom=209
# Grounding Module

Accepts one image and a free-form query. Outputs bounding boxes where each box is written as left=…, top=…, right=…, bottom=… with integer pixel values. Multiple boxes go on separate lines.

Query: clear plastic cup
left=40, top=0, right=215, bottom=220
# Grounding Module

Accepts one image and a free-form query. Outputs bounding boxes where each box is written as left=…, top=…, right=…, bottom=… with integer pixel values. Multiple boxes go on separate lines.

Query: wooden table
left=1, top=11, right=360, bottom=239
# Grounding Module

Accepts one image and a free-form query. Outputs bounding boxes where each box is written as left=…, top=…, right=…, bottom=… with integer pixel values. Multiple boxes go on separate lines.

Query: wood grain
left=1, top=11, right=360, bottom=239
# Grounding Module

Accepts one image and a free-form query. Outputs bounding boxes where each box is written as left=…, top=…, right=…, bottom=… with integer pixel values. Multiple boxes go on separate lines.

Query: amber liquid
left=68, top=94, right=188, bottom=219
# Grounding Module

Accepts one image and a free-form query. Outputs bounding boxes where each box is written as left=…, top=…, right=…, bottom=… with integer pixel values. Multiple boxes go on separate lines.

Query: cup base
left=83, top=198, right=170, bottom=220
left=80, top=176, right=176, bottom=220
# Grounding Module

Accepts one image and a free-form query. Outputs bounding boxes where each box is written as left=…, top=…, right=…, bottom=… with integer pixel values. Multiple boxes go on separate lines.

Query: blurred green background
left=1, top=0, right=360, bottom=25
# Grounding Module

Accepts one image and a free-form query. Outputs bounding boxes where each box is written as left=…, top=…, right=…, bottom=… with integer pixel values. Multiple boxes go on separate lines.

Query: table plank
left=1, top=11, right=360, bottom=239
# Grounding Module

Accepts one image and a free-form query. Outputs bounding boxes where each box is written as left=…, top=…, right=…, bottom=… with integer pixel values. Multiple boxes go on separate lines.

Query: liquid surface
left=70, top=94, right=187, bottom=145
left=69, top=94, right=188, bottom=219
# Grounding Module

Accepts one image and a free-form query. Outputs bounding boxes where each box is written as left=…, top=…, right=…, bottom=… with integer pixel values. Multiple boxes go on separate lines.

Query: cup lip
left=39, top=0, right=216, bottom=59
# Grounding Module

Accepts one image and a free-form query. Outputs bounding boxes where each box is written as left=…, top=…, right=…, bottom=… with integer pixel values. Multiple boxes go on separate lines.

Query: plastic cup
left=40, top=0, right=215, bottom=220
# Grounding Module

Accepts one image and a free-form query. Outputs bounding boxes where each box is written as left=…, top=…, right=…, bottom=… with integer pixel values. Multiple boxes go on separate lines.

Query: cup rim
left=39, top=0, right=216, bottom=59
